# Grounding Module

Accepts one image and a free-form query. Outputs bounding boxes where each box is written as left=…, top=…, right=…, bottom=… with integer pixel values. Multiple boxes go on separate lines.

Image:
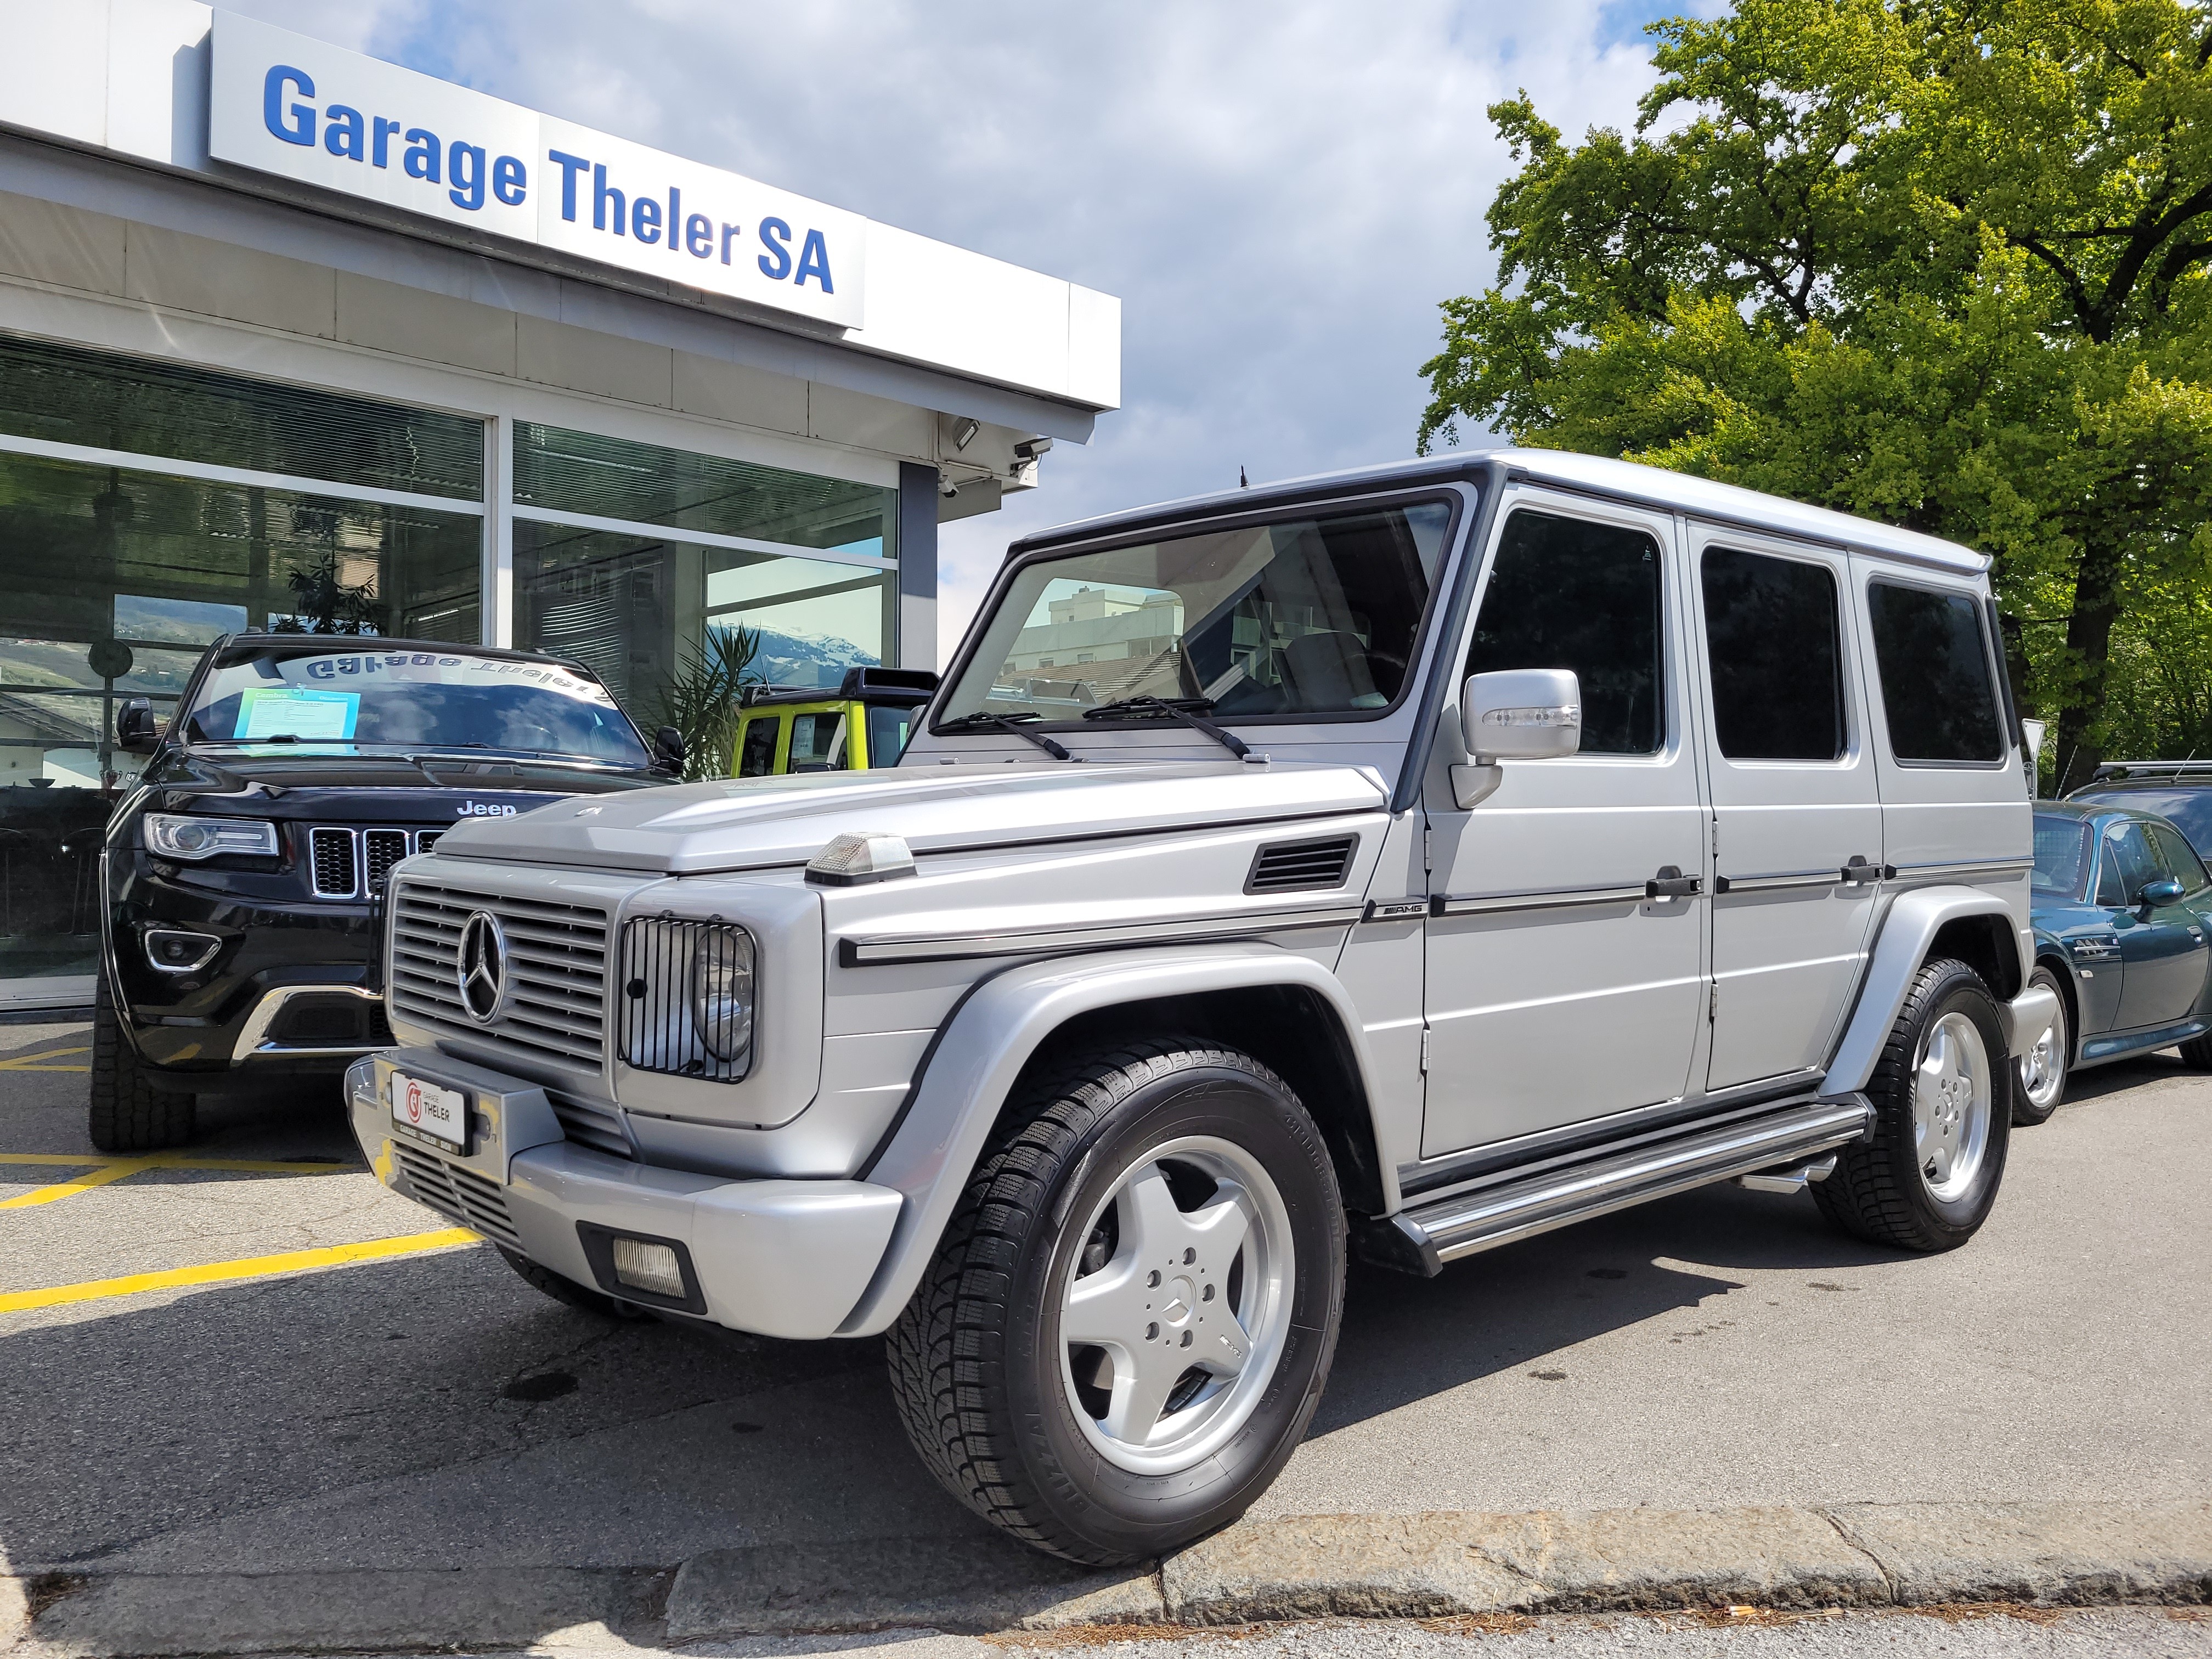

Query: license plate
left=390, top=1069, right=469, bottom=1152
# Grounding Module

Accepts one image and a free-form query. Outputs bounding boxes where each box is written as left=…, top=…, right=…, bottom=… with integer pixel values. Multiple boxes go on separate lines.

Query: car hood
left=428, top=760, right=1391, bottom=875
left=136, top=747, right=664, bottom=822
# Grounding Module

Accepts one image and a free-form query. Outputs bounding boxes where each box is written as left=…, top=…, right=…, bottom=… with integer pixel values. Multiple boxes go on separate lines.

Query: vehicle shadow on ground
left=2, top=1048, right=2187, bottom=1635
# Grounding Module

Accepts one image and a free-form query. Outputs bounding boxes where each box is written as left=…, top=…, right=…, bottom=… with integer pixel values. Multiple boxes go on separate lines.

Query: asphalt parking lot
left=1, top=1015, right=2207, bottom=1589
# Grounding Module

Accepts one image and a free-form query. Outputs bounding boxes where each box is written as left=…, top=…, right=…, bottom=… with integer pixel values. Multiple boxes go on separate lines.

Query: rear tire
left=2012, top=964, right=2070, bottom=1125
left=2177, top=1030, right=2212, bottom=1068
left=88, top=975, right=197, bottom=1152
left=1815, top=958, right=2010, bottom=1251
left=887, top=1039, right=1346, bottom=1565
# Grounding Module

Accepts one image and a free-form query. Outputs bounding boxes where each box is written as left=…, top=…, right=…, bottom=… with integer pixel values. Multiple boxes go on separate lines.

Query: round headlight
left=689, top=928, right=755, bottom=1064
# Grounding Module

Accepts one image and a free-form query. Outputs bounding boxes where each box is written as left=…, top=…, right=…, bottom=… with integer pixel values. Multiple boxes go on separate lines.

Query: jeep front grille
left=363, top=828, right=410, bottom=893
left=389, top=878, right=610, bottom=1070
left=309, top=828, right=357, bottom=897
left=391, top=1142, right=520, bottom=1246
left=307, top=827, right=441, bottom=900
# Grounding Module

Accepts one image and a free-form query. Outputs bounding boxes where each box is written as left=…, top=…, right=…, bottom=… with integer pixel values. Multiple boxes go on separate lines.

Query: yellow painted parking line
left=0, top=1226, right=480, bottom=1312
left=0, top=1158, right=155, bottom=1210
left=0, top=1046, right=92, bottom=1072
left=0, top=1152, right=358, bottom=1172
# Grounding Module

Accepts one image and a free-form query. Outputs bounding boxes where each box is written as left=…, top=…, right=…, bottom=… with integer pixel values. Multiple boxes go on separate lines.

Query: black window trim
left=925, top=484, right=1472, bottom=736
left=1863, top=571, right=2012, bottom=771
left=1461, top=491, right=1677, bottom=762
left=1697, top=539, right=1855, bottom=768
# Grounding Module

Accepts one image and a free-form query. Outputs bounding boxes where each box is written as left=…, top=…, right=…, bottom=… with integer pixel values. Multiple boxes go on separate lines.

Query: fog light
left=144, top=928, right=221, bottom=973
left=610, top=1237, right=685, bottom=1299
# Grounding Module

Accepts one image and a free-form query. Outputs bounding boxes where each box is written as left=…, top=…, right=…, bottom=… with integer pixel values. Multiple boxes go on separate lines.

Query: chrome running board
left=1362, top=1095, right=1872, bottom=1276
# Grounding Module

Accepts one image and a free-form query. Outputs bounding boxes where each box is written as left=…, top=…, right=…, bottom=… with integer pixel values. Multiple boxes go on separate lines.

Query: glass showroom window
left=512, top=424, right=898, bottom=754
left=0, top=334, right=483, bottom=992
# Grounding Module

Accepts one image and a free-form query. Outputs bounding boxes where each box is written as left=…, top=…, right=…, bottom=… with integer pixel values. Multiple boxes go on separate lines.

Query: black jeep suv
left=95, top=634, right=678, bottom=1150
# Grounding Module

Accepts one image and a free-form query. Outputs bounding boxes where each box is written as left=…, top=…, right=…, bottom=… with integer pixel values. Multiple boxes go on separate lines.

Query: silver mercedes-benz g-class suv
left=350, top=450, right=2053, bottom=1565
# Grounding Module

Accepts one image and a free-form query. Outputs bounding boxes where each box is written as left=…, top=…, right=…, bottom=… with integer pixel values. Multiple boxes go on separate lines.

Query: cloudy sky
left=240, top=1, right=1701, bottom=661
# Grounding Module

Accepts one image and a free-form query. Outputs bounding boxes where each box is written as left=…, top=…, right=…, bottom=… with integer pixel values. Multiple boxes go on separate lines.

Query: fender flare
left=836, top=941, right=1385, bottom=1336
left=1821, top=885, right=2029, bottom=1096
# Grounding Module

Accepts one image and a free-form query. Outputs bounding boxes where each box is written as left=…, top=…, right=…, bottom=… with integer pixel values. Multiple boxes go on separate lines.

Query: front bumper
left=346, top=1051, right=901, bottom=1340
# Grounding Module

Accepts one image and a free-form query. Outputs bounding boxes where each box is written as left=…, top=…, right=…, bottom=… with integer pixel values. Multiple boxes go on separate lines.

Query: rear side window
left=1466, top=510, right=1663, bottom=756
left=1702, top=549, right=1845, bottom=761
left=1866, top=581, right=2005, bottom=763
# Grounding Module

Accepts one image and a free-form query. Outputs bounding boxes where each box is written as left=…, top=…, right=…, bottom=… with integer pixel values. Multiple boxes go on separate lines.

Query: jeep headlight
left=145, top=812, right=279, bottom=860
left=618, top=916, right=755, bottom=1082
left=690, top=927, right=755, bottom=1065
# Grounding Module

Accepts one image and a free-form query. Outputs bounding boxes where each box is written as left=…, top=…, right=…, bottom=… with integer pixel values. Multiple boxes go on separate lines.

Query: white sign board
left=207, top=11, right=866, bottom=329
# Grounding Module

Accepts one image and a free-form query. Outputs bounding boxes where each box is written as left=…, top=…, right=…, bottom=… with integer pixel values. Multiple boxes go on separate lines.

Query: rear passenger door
left=1690, top=530, right=1884, bottom=1091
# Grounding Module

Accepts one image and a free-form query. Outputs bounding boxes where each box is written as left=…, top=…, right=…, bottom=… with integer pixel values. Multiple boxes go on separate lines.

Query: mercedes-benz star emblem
left=457, top=910, right=508, bottom=1024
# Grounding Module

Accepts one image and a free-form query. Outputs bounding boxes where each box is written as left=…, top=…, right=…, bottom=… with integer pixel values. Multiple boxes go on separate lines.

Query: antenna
left=1238, top=466, right=1248, bottom=488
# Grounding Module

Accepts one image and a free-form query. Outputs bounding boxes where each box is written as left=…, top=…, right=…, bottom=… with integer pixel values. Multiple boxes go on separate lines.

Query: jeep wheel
left=1815, top=957, right=2010, bottom=1251
left=88, top=975, right=196, bottom=1152
left=888, top=1040, right=1345, bottom=1565
left=2012, top=965, right=2070, bottom=1125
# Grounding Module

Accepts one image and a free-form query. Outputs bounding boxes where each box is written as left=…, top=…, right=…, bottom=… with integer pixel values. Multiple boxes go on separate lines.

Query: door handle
left=1841, top=856, right=1892, bottom=886
left=1647, top=865, right=1702, bottom=900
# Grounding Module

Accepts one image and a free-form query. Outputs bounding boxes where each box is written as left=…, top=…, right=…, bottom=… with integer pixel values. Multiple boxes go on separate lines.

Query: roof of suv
left=1011, top=449, right=1988, bottom=576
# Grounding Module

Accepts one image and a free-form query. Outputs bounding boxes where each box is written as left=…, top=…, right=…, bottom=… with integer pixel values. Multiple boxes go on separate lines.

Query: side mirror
left=652, top=725, right=687, bottom=774
left=1452, top=668, right=1581, bottom=808
left=2138, top=877, right=2185, bottom=913
left=116, top=696, right=159, bottom=754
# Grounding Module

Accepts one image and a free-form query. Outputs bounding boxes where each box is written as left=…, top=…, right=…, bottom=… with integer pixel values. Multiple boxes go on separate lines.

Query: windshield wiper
left=1080, top=696, right=1256, bottom=762
left=936, top=710, right=1074, bottom=761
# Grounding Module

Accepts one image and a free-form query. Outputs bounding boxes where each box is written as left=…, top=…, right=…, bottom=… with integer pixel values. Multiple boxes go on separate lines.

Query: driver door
left=1419, top=492, right=1708, bottom=1158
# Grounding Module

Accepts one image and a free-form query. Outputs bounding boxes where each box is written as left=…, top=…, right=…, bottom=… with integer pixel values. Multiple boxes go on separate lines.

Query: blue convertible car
left=2022, top=800, right=2212, bottom=1121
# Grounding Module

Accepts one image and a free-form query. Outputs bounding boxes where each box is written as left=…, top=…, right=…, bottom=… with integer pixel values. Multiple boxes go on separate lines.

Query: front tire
left=1815, top=958, right=2010, bottom=1251
left=88, top=975, right=197, bottom=1152
left=2012, top=964, right=2070, bottom=1125
left=887, top=1040, right=1346, bottom=1565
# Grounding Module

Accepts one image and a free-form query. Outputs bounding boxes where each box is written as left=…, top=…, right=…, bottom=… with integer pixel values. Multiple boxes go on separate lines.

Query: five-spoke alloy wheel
left=1815, top=957, right=2011, bottom=1251
left=889, top=1041, right=1345, bottom=1565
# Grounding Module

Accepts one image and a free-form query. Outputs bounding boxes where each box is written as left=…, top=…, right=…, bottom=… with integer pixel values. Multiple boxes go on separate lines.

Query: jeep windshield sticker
left=234, top=686, right=359, bottom=741
left=282, top=651, right=605, bottom=700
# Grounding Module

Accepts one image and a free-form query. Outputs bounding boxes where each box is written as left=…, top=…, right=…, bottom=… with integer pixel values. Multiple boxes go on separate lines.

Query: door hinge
left=1419, top=1028, right=1431, bottom=1074
left=1711, top=819, right=1721, bottom=858
left=1708, top=983, right=1720, bottom=1022
left=1423, top=826, right=1434, bottom=873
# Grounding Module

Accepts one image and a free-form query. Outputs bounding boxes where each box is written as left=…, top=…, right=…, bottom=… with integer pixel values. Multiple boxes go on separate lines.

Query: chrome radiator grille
left=390, top=878, right=610, bottom=1070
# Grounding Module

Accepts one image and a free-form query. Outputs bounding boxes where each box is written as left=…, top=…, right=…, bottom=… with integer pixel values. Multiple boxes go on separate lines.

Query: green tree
left=1420, top=0, right=2212, bottom=787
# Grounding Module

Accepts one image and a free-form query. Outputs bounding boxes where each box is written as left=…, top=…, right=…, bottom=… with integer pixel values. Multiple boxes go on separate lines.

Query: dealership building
left=0, top=3, right=1120, bottom=1008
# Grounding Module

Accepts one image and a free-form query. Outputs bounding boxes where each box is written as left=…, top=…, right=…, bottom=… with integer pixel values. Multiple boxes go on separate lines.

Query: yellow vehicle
left=731, top=668, right=938, bottom=775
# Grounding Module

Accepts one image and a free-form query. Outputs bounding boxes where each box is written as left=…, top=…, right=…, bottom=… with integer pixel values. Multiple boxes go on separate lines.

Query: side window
left=1702, top=548, right=1845, bottom=761
left=737, top=717, right=779, bottom=777
left=2149, top=822, right=2210, bottom=894
left=1866, top=580, right=2005, bottom=763
left=866, top=704, right=912, bottom=768
left=1465, top=509, right=1663, bottom=756
left=2095, top=839, right=2126, bottom=906
left=2105, top=823, right=2161, bottom=904
left=788, top=712, right=849, bottom=771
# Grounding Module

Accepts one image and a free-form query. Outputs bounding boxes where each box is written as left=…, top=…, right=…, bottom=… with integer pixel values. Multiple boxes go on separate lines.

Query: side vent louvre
left=1246, top=834, right=1358, bottom=895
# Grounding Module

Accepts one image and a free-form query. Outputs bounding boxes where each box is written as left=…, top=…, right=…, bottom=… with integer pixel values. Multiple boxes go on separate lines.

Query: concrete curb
left=5, top=1501, right=2208, bottom=1654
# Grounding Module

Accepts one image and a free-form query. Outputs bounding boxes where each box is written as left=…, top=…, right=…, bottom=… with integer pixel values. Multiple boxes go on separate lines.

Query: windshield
left=2072, top=787, right=2212, bottom=860
left=2032, top=814, right=2095, bottom=901
left=940, top=500, right=1453, bottom=726
left=181, top=644, right=652, bottom=766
